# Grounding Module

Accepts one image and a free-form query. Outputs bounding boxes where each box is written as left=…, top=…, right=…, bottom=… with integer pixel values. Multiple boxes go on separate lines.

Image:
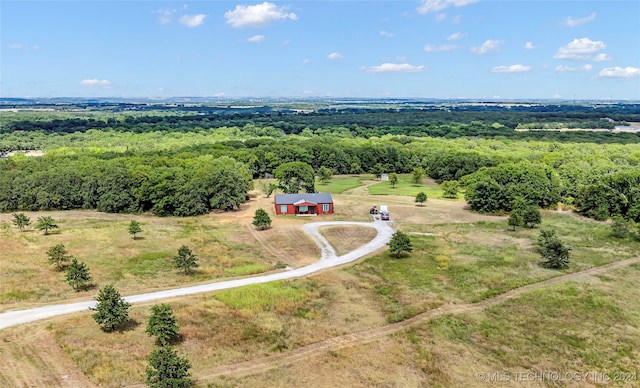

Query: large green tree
left=388, top=231, right=413, bottom=258
left=274, top=162, right=316, bottom=194
left=415, top=192, right=427, bottom=207
left=146, top=304, right=180, bottom=346
left=92, top=285, right=131, bottom=332
left=145, top=346, right=193, bottom=388
left=173, top=245, right=198, bottom=275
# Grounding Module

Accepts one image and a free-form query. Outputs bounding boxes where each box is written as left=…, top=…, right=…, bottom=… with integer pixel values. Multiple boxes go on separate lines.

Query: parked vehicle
left=380, top=211, right=390, bottom=221
left=380, top=204, right=388, bottom=213
left=369, top=204, right=378, bottom=214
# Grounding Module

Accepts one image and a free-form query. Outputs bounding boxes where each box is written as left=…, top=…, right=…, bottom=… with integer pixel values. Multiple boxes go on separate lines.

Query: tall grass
left=214, top=281, right=311, bottom=314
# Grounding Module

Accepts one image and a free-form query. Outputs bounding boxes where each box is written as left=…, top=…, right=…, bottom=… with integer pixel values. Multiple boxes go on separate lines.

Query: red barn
left=274, top=193, right=334, bottom=215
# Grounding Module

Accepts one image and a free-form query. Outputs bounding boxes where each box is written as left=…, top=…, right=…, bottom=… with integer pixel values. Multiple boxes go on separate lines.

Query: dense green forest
left=1, top=103, right=639, bottom=220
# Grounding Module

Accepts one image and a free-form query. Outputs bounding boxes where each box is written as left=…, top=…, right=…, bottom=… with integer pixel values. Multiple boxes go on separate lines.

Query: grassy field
left=315, top=175, right=366, bottom=194
left=367, top=174, right=456, bottom=200
left=0, top=210, right=276, bottom=311
left=2, top=184, right=639, bottom=387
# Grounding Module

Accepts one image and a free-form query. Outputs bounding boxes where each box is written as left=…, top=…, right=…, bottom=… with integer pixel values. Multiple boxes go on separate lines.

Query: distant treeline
left=3, top=109, right=639, bottom=144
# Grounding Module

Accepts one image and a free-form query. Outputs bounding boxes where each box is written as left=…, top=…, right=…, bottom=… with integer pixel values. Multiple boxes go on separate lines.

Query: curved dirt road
left=196, top=256, right=640, bottom=381
left=0, top=220, right=394, bottom=330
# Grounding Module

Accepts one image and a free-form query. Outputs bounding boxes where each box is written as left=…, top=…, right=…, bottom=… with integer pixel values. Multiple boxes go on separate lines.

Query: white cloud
left=417, top=0, right=478, bottom=14
left=491, top=64, right=532, bottom=73
left=9, top=43, right=39, bottom=50
left=598, top=66, right=640, bottom=79
left=179, top=14, right=206, bottom=27
left=224, top=2, right=297, bottom=28
left=593, top=53, right=612, bottom=62
left=554, top=64, right=593, bottom=72
left=302, top=59, right=310, bottom=64
left=424, top=44, right=457, bottom=52
left=360, top=63, right=425, bottom=73
left=154, top=8, right=175, bottom=24
left=447, top=32, right=466, bottom=41
left=80, top=79, right=112, bottom=88
left=435, top=13, right=446, bottom=22
left=470, top=39, right=502, bottom=55
left=248, top=35, right=265, bottom=42
left=327, top=52, right=343, bottom=59
left=452, top=14, right=462, bottom=24
left=380, top=30, right=395, bottom=38
left=525, top=42, right=535, bottom=50
left=561, top=12, right=596, bottom=27
left=554, top=37, right=605, bottom=61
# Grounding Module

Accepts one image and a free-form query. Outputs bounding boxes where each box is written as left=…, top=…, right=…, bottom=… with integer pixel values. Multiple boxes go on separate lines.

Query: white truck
left=380, top=204, right=389, bottom=220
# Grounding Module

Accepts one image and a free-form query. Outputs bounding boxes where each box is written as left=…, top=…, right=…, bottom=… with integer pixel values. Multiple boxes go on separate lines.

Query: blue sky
left=2, top=0, right=639, bottom=100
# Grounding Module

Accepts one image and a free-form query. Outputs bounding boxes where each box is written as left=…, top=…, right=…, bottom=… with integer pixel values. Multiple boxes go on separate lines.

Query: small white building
left=380, top=173, right=389, bottom=181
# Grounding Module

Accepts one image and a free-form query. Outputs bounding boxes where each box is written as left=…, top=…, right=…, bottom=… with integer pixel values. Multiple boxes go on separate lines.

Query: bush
left=538, top=229, right=571, bottom=269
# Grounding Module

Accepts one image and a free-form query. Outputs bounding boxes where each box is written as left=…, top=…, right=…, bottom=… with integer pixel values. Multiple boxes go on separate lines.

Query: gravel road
left=0, top=220, right=394, bottom=330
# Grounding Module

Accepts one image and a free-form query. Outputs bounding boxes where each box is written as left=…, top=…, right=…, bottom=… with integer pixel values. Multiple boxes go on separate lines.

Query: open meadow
left=1, top=177, right=639, bottom=387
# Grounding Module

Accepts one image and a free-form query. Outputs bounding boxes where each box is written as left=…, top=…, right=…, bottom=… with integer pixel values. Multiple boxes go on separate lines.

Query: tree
left=146, top=304, right=179, bottom=346
left=252, top=208, right=272, bottom=230
left=47, top=243, right=71, bottom=271
left=65, top=258, right=92, bottom=291
left=145, top=346, right=193, bottom=388
left=508, top=209, right=524, bottom=231
left=522, top=206, right=542, bottom=228
left=317, top=166, right=333, bottom=184
left=259, top=181, right=278, bottom=198
left=372, top=164, right=384, bottom=180
left=128, top=220, right=142, bottom=239
left=274, top=161, right=316, bottom=194
left=388, top=231, right=412, bottom=258
left=173, top=245, right=198, bottom=275
left=92, top=285, right=131, bottom=332
left=440, top=180, right=459, bottom=199
left=538, top=229, right=571, bottom=269
left=12, top=213, right=31, bottom=231
left=411, top=167, right=425, bottom=185
left=35, top=216, right=58, bottom=235
left=389, top=173, right=399, bottom=188
left=415, top=192, right=427, bottom=207
left=611, top=215, right=629, bottom=239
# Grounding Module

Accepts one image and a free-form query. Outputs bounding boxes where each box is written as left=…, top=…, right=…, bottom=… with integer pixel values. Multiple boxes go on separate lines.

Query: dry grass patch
left=0, top=210, right=275, bottom=311
left=319, top=225, right=378, bottom=256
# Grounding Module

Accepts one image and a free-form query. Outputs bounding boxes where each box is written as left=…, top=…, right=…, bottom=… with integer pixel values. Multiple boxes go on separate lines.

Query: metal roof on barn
left=274, top=193, right=333, bottom=205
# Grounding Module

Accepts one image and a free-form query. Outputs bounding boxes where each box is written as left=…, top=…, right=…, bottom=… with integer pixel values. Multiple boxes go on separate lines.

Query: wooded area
left=1, top=103, right=639, bottom=220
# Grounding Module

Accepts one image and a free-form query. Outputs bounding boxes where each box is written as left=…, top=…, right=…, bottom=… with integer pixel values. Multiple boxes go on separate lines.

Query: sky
left=2, top=0, right=639, bottom=100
